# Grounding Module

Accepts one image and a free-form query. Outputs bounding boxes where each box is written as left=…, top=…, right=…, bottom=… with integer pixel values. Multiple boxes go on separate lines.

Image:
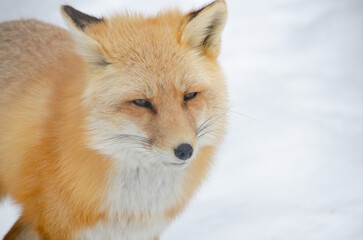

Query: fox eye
left=184, top=92, right=198, bottom=102
left=132, top=99, right=152, bottom=109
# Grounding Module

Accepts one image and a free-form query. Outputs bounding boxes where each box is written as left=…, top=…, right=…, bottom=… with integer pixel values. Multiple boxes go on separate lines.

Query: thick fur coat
left=0, top=1, right=228, bottom=239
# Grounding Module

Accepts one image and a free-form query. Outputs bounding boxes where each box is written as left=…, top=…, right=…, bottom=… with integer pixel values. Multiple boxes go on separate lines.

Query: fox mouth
left=169, top=162, right=187, bottom=166
left=164, top=160, right=189, bottom=170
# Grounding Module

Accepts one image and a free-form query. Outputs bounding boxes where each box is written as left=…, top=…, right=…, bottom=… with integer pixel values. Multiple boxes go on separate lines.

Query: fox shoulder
left=0, top=19, right=76, bottom=100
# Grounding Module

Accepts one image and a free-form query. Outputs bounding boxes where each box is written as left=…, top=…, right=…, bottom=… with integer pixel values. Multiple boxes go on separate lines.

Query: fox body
left=0, top=1, right=227, bottom=239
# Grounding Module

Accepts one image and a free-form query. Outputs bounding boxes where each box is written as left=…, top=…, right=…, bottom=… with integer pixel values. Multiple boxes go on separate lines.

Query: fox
left=0, top=0, right=228, bottom=239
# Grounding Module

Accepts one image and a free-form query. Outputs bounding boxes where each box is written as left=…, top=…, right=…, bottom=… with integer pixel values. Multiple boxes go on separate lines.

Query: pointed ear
left=61, top=5, right=110, bottom=66
left=180, top=0, right=227, bottom=57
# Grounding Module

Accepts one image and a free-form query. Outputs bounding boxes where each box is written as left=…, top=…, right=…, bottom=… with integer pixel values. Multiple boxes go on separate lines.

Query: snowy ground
left=1, top=0, right=363, bottom=239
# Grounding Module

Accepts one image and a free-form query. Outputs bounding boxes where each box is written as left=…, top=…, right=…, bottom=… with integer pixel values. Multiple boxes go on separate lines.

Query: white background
left=1, top=0, right=363, bottom=239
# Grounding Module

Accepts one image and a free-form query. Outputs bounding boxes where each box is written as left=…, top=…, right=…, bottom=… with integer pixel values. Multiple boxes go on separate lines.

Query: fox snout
left=174, top=143, right=193, bottom=160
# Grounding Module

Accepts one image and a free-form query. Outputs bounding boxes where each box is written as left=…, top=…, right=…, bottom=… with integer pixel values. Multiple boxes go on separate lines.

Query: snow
left=1, top=0, right=363, bottom=239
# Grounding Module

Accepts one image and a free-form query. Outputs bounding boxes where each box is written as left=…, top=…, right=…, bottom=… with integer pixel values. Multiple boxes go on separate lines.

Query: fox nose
left=174, top=144, right=193, bottom=160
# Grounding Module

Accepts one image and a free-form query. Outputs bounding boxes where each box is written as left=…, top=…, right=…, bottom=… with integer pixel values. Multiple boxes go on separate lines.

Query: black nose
left=174, top=144, right=193, bottom=160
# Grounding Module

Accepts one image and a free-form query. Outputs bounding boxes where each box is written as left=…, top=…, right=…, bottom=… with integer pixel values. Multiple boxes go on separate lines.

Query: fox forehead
left=96, top=15, right=209, bottom=98
left=97, top=42, right=208, bottom=99
left=109, top=53, right=208, bottom=100
left=87, top=11, right=183, bottom=63
left=80, top=10, right=205, bottom=98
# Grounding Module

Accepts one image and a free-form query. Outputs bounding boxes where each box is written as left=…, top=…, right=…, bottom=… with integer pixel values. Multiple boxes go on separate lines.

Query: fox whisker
left=196, top=113, right=225, bottom=137
left=213, top=106, right=255, bottom=120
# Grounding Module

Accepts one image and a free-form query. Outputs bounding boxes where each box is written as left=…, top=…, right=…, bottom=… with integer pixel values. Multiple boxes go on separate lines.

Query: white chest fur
left=78, top=152, right=186, bottom=240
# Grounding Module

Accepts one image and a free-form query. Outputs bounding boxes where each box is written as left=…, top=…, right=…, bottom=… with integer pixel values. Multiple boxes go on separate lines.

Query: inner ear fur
left=181, top=0, right=227, bottom=57
left=61, top=5, right=110, bottom=66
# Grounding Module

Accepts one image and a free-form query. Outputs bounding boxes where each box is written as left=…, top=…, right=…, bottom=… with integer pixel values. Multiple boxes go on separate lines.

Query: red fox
left=0, top=1, right=228, bottom=239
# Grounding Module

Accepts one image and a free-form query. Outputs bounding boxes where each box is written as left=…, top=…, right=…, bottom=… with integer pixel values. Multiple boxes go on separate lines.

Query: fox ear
left=61, top=5, right=110, bottom=66
left=61, top=5, right=103, bottom=31
left=181, top=0, right=227, bottom=57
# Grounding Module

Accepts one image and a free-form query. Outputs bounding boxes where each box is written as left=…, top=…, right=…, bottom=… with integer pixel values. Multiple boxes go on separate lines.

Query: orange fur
left=0, top=1, right=228, bottom=239
left=166, top=146, right=217, bottom=219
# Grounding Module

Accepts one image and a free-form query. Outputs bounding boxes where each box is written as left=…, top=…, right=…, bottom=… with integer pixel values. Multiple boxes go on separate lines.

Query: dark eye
left=184, top=92, right=198, bottom=102
left=132, top=99, right=152, bottom=109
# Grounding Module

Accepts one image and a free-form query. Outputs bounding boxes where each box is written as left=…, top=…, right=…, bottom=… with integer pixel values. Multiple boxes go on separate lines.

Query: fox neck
left=106, top=153, right=187, bottom=213
left=51, top=68, right=111, bottom=207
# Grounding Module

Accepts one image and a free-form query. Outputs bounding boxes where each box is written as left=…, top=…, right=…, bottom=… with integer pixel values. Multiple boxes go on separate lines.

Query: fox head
left=61, top=1, right=228, bottom=169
